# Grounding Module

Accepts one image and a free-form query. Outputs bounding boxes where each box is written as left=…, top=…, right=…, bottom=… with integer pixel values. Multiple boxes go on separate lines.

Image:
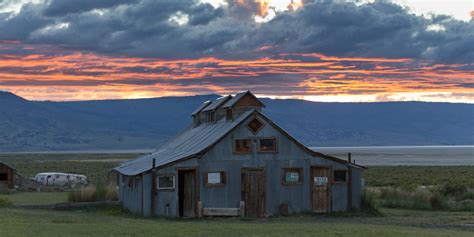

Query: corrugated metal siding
left=351, top=168, right=363, bottom=209
left=119, top=175, right=143, bottom=215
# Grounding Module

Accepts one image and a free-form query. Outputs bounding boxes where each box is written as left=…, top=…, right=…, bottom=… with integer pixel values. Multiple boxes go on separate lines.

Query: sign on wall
left=314, top=177, right=328, bottom=186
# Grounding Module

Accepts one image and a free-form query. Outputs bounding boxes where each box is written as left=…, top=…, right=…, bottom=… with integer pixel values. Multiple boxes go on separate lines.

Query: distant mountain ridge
left=0, top=91, right=473, bottom=151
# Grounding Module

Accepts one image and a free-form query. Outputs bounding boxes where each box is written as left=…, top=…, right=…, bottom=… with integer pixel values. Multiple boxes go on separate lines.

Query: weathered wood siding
left=119, top=112, right=364, bottom=216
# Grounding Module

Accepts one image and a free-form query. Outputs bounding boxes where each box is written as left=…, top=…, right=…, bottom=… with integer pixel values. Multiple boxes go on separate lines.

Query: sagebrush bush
left=68, top=184, right=118, bottom=203
left=440, top=183, right=467, bottom=199
left=0, top=197, right=13, bottom=207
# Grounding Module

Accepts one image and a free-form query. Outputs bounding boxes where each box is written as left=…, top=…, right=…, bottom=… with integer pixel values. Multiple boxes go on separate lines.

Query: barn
left=114, top=91, right=365, bottom=217
left=0, top=161, right=19, bottom=191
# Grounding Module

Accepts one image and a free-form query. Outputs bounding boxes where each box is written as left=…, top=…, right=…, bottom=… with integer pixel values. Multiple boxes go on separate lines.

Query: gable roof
left=222, top=90, right=265, bottom=109
left=115, top=109, right=255, bottom=176
left=191, top=100, right=211, bottom=116
left=202, top=95, right=231, bottom=112
left=256, top=112, right=365, bottom=169
left=0, top=161, right=18, bottom=173
left=115, top=109, right=364, bottom=176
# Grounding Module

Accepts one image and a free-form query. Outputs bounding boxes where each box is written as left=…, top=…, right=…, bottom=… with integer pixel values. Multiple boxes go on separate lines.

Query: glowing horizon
left=0, top=40, right=472, bottom=103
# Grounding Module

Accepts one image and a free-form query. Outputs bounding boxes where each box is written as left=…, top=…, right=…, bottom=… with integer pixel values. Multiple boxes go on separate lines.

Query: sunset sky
left=0, top=0, right=473, bottom=102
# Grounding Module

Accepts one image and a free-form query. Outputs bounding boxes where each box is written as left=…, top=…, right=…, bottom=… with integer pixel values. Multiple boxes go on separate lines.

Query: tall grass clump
left=361, top=189, right=381, bottom=215
left=68, top=184, right=118, bottom=203
left=378, top=187, right=431, bottom=210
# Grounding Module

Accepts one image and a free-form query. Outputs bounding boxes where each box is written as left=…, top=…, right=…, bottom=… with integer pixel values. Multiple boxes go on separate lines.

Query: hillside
left=0, top=91, right=472, bottom=151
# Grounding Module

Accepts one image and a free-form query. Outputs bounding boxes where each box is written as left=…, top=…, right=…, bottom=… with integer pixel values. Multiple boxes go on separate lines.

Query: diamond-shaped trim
left=247, top=118, right=264, bottom=134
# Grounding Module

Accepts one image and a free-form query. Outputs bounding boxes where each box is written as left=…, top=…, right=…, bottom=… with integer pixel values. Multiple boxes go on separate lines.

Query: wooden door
left=241, top=169, right=265, bottom=217
left=311, top=167, right=331, bottom=213
left=179, top=170, right=196, bottom=217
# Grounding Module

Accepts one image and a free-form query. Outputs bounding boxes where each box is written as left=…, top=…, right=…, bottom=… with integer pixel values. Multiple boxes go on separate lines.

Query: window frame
left=333, top=170, right=348, bottom=183
left=206, top=111, right=216, bottom=123
left=233, top=138, right=252, bottom=154
left=203, top=171, right=226, bottom=188
left=157, top=174, right=176, bottom=191
left=258, top=137, right=278, bottom=153
left=281, top=168, right=303, bottom=186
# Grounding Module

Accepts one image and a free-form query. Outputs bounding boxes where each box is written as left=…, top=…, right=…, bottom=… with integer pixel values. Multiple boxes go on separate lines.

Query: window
left=206, top=111, right=216, bottom=123
left=0, top=173, right=7, bottom=181
left=333, top=170, right=347, bottom=183
left=259, top=138, right=277, bottom=152
left=282, top=168, right=303, bottom=185
left=234, top=139, right=251, bottom=153
left=157, top=175, right=175, bottom=190
left=226, top=109, right=233, bottom=121
left=247, top=118, right=264, bottom=134
left=204, top=171, right=226, bottom=187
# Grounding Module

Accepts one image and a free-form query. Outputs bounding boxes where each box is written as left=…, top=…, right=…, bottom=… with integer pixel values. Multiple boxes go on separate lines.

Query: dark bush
left=440, top=184, right=467, bottom=199
left=429, top=193, right=447, bottom=210
left=0, top=197, right=12, bottom=207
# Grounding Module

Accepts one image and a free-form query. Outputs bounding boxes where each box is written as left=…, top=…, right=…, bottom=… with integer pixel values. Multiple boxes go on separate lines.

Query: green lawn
left=0, top=192, right=69, bottom=205
left=0, top=208, right=472, bottom=237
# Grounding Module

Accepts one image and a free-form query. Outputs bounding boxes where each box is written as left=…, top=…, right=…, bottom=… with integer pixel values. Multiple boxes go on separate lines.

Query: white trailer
left=34, top=172, right=87, bottom=187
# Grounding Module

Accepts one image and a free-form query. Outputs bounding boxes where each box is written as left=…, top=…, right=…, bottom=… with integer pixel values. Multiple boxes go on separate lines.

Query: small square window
left=259, top=138, right=277, bottom=152
left=204, top=171, right=226, bottom=187
left=157, top=175, right=175, bottom=190
left=234, top=139, right=251, bottom=153
left=282, top=168, right=303, bottom=185
left=333, top=170, right=347, bottom=183
left=247, top=118, right=264, bottom=134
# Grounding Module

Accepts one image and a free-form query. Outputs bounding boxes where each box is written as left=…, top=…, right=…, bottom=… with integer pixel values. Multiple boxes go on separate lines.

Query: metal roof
left=114, top=107, right=363, bottom=176
left=0, top=161, right=16, bottom=171
left=202, top=95, right=231, bottom=112
left=222, top=90, right=264, bottom=109
left=191, top=100, right=211, bottom=116
left=114, top=109, right=255, bottom=176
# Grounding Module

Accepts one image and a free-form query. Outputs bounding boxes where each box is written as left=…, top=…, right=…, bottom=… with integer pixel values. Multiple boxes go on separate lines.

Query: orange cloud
left=0, top=42, right=472, bottom=102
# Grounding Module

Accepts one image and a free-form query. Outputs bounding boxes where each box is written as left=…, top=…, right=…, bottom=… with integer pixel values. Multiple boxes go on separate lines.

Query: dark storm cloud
left=43, top=0, right=136, bottom=17
left=0, top=0, right=473, bottom=63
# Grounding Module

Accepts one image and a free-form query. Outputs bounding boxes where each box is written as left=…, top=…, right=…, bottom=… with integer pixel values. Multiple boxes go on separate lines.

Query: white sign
left=207, top=172, right=221, bottom=184
left=314, top=177, right=328, bottom=186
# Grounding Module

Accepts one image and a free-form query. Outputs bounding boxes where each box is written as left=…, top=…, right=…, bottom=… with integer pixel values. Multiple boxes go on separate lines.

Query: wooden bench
left=199, top=201, right=245, bottom=217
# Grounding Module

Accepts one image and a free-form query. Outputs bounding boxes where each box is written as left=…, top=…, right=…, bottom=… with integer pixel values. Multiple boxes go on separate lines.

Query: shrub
left=440, top=183, right=467, bottom=199
left=456, top=199, right=474, bottom=212
left=0, top=197, right=13, bottom=207
left=68, top=184, right=118, bottom=203
left=361, top=189, right=381, bottom=215
left=429, top=192, right=448, bottom=210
